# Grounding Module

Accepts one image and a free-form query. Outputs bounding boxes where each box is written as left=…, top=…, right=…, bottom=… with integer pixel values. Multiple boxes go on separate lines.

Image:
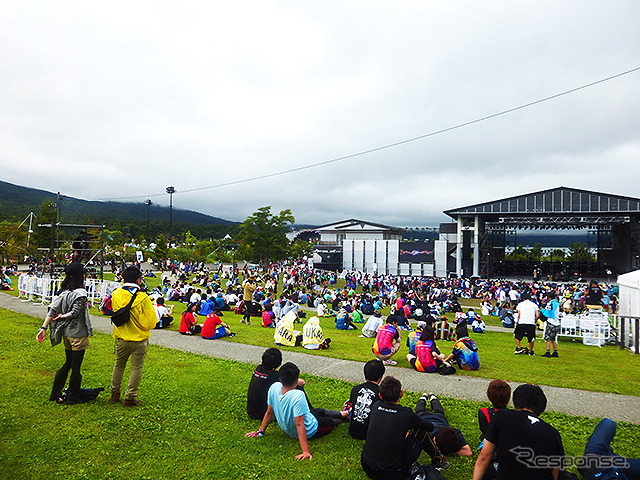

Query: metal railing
left=612, top=314, right=640, bottom=354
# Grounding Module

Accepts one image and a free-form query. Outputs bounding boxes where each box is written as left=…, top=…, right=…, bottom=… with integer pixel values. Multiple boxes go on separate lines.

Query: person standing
left=514, top=293, right=539, bottom=356
left=541, top=294, right=561, bottom=358
left=242, top=275, right=257, bottom=325
left=36, top=262, right=92, bottom=404
left=109, top=266, right=157, bottom=407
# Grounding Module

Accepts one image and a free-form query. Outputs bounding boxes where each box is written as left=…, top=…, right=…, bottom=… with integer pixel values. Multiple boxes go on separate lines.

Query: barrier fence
left=17, top=274, right=121, bottom=307
left=614, top=315, right=640, bottom=355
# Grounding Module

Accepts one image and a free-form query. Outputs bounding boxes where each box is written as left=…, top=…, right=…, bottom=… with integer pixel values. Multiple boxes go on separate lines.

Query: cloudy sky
left=2, top=1, right=639, bottom=227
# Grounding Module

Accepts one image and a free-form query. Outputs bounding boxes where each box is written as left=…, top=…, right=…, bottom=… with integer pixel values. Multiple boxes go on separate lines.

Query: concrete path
left=3, top=293, right=639, bottom=425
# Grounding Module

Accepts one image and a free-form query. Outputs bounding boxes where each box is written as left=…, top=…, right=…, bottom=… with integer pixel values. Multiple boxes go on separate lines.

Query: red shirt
left=201, top=313, right=222, bottom=338
left=179, top=311, right=197, bottom=333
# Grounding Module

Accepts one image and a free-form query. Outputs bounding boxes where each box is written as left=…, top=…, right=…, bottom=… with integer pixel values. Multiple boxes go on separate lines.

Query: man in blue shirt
left=245, top=362, right=348, bottom=459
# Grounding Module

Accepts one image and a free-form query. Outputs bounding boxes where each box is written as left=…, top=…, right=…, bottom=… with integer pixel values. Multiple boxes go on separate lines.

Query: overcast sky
left=2, top=1, right=639, bottom=227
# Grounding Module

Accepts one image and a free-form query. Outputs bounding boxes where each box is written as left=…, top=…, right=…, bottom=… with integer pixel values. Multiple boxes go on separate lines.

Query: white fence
left=557, top=309, right=613, bottom=347
left=17, top=274, right=121, bottom=306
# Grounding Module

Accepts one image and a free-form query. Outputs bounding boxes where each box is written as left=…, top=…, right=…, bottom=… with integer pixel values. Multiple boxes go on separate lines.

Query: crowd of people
left=244, top=348, right=638, bottom=480
left=25, top=257, right=631, bottom=479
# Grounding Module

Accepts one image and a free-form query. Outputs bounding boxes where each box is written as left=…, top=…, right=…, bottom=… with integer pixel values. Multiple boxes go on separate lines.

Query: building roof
left=314, top=219, right=402, bottom=233
left=444, top=186, right=640, bottom=219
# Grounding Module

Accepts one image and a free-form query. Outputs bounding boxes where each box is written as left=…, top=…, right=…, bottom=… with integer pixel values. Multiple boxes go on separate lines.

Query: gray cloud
left=1, top=0, right=639, bottom=228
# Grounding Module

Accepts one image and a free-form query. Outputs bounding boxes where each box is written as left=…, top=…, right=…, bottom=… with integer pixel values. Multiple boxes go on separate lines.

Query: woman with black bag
left=36, top=262, right=93, bottom=404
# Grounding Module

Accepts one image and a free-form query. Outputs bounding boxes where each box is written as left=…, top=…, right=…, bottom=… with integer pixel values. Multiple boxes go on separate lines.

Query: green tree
left=530, top=243, right=542, bottom=262
left=37, top=200, right=57, bottom=252
left=238, top=206, right=294, bottom=265
left=568, top=242, right=594, bottom=262
left=290, top=238, right=313, bottom=260
left=0, top=222, right=27, bottom=264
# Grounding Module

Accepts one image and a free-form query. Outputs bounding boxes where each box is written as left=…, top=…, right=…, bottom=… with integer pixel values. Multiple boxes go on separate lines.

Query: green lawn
left=2, top=307, right=640, bottom=480
left=7, top=272, right=640, bottom=396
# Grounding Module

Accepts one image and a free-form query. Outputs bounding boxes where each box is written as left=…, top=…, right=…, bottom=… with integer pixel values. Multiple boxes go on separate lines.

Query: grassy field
left=2, top=307, right=640, bottom=480
left=6, top=273, right=640, bottom=396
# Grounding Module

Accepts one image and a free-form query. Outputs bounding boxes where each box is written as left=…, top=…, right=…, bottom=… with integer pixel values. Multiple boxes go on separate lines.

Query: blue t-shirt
left=267, top=382, right=318, bottom=439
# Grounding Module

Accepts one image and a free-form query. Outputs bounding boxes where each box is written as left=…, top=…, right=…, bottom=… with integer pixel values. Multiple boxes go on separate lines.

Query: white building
left=313, top=219, right=435, bottom=276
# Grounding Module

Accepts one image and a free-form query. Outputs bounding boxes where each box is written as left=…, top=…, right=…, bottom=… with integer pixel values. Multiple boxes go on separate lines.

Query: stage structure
left=36, top=223, right=106, bottom=280
left=444, top=187, right=640, bottom=279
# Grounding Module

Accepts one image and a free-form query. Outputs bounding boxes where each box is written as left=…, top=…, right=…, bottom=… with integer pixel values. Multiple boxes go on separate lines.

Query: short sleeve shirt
left=516, top=300, right=538, bottom=325
left=267, top=382, right=318, bottom=439
left=485, top=409, right=564, bottom=480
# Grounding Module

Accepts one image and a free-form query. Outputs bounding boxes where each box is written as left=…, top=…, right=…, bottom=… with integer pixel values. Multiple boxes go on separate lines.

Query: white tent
left=616, top=269, right=640, bottom=353
left=617, top=269, right=640, bottom=318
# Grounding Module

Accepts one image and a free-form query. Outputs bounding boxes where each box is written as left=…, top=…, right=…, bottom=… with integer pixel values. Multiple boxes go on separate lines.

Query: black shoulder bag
left=111, top=290, right=138, bottom=327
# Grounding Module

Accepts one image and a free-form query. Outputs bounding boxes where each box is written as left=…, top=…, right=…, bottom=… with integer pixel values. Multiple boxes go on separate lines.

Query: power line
left=103, top=66, right=640, bottom=202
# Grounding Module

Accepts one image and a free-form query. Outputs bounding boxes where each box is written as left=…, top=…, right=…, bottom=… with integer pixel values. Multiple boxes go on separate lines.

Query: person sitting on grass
left=245, top=362, right=348, bottom=460
left=302, top=316, right=331, bottom=350
left=406, top=321, right=426, bottom=355
left=179, top=302, right=202, bottom=335
left=200, top=308, right=235, bottom=340
left=415, top=392, right=473, bottom=457
left=261, top=302, right=276, bottom=328
left=153, top=296, right=174, bottom=329
left=336, top=306, right=357, bottom=330
left=360, top=311, right=384, bottom=338
left=406, top=325, right=455, bottom=375
left=347, top=359, right=385, bottom=440
left=434, top=316, right=456, bottom=341
left=352, top=307, right=365, bottom=324
left=466, top=308, right=481, bottom=324
left=473, top=384, right=564, bottom=480
left=274, top=311, right=302, bottom=347
left=360, top=376, right=448, bottom=480
left=478, top=379, right=512, bottom=479
left=579, top=417, right=640, bottom=480
left=471, top=316, right=486, bottom=334
left=246, top=347, right=308, bottom=420
left=372, top=315, right=401, bottom=366
left=445, top=334, right=479, bottom=371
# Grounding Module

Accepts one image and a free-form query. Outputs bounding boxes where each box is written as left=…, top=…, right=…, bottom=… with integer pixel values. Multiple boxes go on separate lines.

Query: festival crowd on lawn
left=129, top=260, right=632, bottom=479
left=23, top=255, right=634, bottom=480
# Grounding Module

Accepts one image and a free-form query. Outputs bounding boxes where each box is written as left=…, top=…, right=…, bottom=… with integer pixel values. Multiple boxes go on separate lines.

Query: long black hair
left=61, top=270, right=85, bottom=291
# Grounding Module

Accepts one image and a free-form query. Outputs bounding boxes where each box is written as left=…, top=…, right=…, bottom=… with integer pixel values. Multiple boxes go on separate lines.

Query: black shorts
left=514, top=324, right=536, bottom=342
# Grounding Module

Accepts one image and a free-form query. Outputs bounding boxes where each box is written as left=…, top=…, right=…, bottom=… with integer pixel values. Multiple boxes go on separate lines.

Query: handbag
left=111, top=291, right=137, bottom=327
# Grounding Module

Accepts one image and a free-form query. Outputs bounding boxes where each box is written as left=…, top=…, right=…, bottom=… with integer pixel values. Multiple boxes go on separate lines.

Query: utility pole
left=166, top=186, right=175, bottom=245
left=144, top=199, right=152, bottom=244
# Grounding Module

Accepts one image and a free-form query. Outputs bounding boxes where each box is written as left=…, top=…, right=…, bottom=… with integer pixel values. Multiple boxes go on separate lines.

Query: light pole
left=166, top=186, right=175, bottom=244
left=144, top=199, right=152, bottom=243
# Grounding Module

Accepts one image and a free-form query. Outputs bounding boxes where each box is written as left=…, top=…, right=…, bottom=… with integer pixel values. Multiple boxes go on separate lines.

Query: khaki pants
left=110, top=338, right=148, bottom=401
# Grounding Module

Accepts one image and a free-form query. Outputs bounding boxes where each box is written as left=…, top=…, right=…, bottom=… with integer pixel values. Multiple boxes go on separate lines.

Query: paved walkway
left=3, top=293, right=639, bottom=424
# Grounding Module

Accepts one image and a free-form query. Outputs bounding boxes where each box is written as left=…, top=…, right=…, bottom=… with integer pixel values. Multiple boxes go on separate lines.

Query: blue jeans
left=582, top=418, right=640, bottom=480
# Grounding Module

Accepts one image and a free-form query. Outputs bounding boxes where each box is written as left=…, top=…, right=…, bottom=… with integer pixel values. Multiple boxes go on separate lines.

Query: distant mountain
left=0, top=180, right=237, bottom=226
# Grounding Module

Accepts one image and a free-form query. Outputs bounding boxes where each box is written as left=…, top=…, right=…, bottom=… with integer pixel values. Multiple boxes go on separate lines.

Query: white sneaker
left=383, top=359, right=397, bottom=366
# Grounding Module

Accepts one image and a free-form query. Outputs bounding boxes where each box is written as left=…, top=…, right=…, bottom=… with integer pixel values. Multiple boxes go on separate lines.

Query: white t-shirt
left=154, top=304, right=169, bottom=321
left=509, top=289, right=519, bottom=301
left=516, top=300, right=538, bottom=325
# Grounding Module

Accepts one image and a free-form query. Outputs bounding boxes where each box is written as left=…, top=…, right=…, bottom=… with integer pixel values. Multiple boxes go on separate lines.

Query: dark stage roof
left=444, top=187, right=640, bottom=227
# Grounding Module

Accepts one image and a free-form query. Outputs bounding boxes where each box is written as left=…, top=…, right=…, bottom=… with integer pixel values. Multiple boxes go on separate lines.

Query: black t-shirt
left=485, top=409, right=564, bottom=480
left=246, top=365, right=279, bottom=420
left=585, top=285, right=603, bottom=305
left=478, top=407, right=503, bottom=439
left=361, top=401, right=432, bottom=472
left=348, top=381, right=380, bottom=440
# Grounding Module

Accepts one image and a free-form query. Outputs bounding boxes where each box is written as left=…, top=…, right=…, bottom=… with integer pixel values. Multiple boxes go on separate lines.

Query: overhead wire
left=101, top=66, right=640, bottom=202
